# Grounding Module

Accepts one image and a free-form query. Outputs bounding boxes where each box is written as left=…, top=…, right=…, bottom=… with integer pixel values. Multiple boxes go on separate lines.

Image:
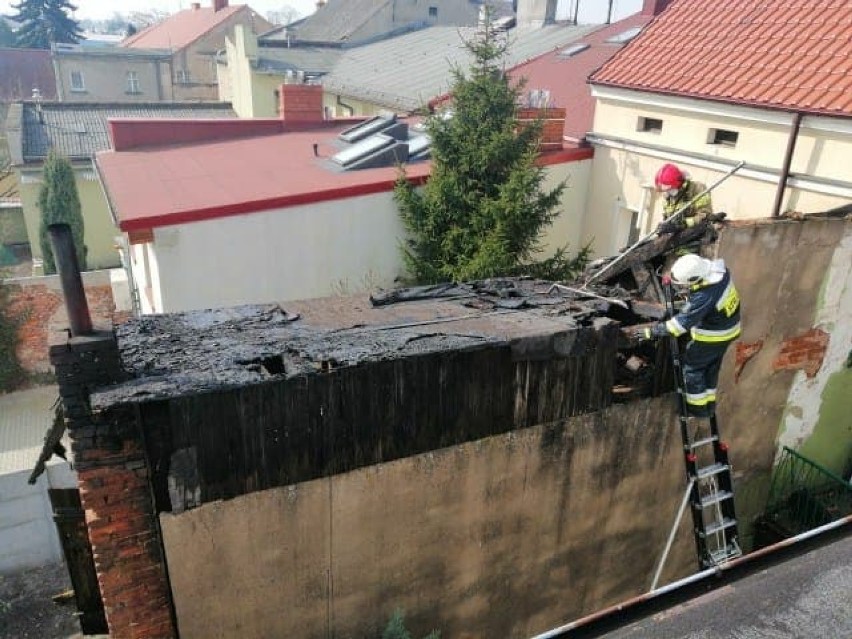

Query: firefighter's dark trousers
left=682, top=339, right=732, bottom=417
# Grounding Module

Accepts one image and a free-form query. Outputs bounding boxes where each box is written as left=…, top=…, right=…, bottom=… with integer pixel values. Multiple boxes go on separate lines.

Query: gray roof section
left=322, top=23, right=599, bottom=112
left=254, top=46, right=343, bottom=75
left=289, top=0, right=395, bottom=44
left=19, top=101, right=237, bottom=162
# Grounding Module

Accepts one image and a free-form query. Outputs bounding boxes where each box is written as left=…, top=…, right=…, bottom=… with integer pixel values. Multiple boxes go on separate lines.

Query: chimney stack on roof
left=641, top=0, right=672, bottom=15
left=190, top=2, right=201, bottom=10
left=516, top=0, right=558, bottom=28
left=213, top=0, right=228, bottom=11
left=279, top=83, right=325, bottom=124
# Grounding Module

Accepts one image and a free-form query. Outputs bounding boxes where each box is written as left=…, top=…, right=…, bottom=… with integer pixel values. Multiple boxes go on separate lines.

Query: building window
left=428, top=6, right=438, bottom=17
left=69, top=70, right=85, bottom=92
left=126, top=71, right=140, bottom=94
left=637, top=116, right=663, bottom=134
left=708, top=128, right=739, bottom=147
left=176, top=69, right=190, bottom=84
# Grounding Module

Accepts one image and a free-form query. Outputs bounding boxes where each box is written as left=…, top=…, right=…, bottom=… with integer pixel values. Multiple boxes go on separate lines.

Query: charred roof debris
left=93, top=219, right=718, bottom=411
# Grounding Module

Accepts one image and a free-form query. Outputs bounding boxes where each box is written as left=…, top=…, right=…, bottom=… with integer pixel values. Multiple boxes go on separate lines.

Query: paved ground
left=0, top=562, right=85, bottom=639
left=599, top=533, right=852, bottom=639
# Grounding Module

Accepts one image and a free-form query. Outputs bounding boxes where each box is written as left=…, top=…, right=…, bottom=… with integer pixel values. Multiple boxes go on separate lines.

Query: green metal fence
left=753, top=446, right=852, bottom=546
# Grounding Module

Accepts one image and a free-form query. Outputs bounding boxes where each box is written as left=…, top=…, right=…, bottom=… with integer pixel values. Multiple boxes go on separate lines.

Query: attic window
left=557, top=43, right=589, bottom=58
left=606, top=26, right=642, bottom=44
left=429, top=6, right=438, bottom=17
left=637, top=116, right=663, bottom=134
left=176, top=69, right=190, bottom=84
left=70, top=70, right=85, bottom=92
left=126, top=71, right=140, bottom=94
left=708, top=128, right=739, bottom=147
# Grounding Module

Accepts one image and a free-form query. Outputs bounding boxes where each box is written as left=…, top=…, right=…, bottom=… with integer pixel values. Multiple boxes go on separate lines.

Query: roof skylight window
left=606, top=27, right=642, bottom=44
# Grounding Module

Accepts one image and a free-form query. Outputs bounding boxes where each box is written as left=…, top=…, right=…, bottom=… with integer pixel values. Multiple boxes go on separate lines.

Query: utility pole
left=606, top=0, right=614, bottom=24
left=573, top=0, right=580, bottom=24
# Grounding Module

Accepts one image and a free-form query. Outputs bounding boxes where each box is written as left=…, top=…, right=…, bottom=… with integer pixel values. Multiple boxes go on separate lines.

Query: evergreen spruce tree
left=38, top=150, right=86, bottom=275
left=0, top=19, right=15, bottom=47
left=0, top=284, right=24, bottom=392
left=11, top=0, right=83, bottom=49
left=394, top=12, right=587, bottom=284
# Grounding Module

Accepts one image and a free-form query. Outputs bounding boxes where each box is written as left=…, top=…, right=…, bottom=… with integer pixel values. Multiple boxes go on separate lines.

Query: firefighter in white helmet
left=636, top=254, right=742, bottom=417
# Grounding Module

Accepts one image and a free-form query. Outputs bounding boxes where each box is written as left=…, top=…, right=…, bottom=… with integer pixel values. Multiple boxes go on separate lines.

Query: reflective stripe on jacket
left=654, top=269, right=741, bottom=343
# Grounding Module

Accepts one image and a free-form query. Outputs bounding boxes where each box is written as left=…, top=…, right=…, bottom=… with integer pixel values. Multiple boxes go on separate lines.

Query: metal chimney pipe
left=48, top=223, right=93, bottom=337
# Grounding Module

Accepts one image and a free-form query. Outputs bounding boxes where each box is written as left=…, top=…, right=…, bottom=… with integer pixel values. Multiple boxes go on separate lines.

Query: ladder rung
left=695, top=463, right=730, bottom=479
left=709, top=544, right=742, bottom=565
left=698, top=490, right=734, bottom=508
left=688, top=435, right=719, bottom=450
left=700, top=517, right=738, bottom=537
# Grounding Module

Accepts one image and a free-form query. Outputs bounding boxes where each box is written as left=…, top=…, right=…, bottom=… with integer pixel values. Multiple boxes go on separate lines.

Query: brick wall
left=516, top=107, right=566, bottom=151
left=771, top=328, right=830, bottom=379
left=279, top=83, right=324, bottom=123
left=51, top=334, right=176, bottom=639
left=3, top=271, right=120, bottom=373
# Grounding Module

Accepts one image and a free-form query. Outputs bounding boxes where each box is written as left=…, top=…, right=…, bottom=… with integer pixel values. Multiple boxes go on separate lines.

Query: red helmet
left=655, top=163, right=685, bottom=191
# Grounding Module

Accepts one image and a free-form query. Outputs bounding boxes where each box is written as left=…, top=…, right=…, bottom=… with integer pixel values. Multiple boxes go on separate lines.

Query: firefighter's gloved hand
left=707, top=211, right=728, bottom=223
left=631, top=326, right=654, bottom=341
left=656, top=219, right=680, bottom=235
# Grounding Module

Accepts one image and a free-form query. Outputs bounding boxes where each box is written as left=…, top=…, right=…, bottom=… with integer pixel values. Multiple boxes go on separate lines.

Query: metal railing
left=759, top=446, right=852, bottom=537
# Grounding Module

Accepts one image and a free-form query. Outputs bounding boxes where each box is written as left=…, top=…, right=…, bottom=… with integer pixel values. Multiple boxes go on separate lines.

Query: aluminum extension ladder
left=653, top=281, right=742, bottom=584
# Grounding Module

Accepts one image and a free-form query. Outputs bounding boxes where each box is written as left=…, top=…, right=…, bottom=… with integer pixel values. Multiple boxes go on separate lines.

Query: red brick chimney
left=279, top=84, right=324, bottom=123
left=641, top=0, right=672, bottom=15
left=213, top=0, right=228, bottom=11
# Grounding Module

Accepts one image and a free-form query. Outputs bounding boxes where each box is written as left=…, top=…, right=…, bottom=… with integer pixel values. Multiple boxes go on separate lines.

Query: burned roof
left=91, top=222, right=716, bottom=411
left=91, top=274, right=668, bottom=410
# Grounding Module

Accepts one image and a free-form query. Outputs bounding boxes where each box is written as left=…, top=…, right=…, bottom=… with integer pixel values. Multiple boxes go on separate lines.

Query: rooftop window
left=708, top=128, right=739, bottom=147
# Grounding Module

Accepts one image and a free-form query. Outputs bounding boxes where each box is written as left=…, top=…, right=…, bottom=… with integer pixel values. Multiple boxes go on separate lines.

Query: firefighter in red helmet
left=654, top=163, right=714, bottom=236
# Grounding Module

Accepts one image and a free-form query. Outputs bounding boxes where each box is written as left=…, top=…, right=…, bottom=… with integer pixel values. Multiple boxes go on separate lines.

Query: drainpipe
left=48, top=223, right=93, bottom=337
left=772, top=111, right=802, bottom=218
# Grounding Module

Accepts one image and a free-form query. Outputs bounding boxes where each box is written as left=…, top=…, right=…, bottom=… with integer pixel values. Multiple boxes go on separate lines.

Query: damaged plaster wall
left=774, top=227, right=852, bottom=474
left=160, top=396, right=689, bottom=639
left=716, top=216, right=852, bottom=525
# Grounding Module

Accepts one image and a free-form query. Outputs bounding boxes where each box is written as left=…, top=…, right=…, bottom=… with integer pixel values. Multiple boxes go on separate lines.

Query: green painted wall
left=799, top=367, right=852, bottom=477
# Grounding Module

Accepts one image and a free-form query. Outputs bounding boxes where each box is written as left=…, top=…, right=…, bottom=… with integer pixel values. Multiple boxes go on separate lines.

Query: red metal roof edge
left=116, top=175, right=427, bottom=232
left=589, top=81, right=852, bottom=120
left=112, top=146, right=594, bottom=232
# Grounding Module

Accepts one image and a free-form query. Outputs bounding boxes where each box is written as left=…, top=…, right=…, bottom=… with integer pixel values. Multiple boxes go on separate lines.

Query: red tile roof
left=121, top=4, right=246, bottom=50
left=509, top=13, right=654, bottom=143
left=590, top=0, right=852, bottom=117
left=0, top=48, right=57, bottom=101
left=96, top=121, right=591, bottom=232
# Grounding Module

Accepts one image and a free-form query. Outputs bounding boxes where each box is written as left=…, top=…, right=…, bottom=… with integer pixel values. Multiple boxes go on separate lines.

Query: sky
left=0, top=0, right=643, bottom=24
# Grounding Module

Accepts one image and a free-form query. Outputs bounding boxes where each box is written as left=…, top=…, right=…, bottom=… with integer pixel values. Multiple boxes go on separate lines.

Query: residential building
left=95, top=85, right=591, bottom=313
left=51, top=44, right=175, bottom=103
left=1, top=48, right=57, bottom=266
left=5, top=101, right=236, bottom=272
left=506, top=10, right=656, bottom=145
left=583, top=0, right=852, bottom=256
left=321, top=21, right=598, bottom=117
left=217, top=25, right=342, bottom=118
left=278, top=0, right=487, bottom=47
left=120, top=0, right=274, bottom=101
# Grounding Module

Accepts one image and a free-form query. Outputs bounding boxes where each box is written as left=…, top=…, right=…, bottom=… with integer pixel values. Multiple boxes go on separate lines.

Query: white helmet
left=670, top=254, right=711, bottom=285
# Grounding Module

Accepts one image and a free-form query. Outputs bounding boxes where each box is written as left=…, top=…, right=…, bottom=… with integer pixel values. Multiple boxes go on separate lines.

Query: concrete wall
left=219, top=25, right=284, bottom=119
left=0, top=470, right=62, bottom=573
left=718, top=217, right=852, bottom=484
left=142, top=159, right=592, bottom=313
left=152, top=216, right=852, bottom=638
left=161, top=396, right=692, bottom=639
left=584, top=88, right=852, bottom=257
left=17, top=165, right=121, bottom=271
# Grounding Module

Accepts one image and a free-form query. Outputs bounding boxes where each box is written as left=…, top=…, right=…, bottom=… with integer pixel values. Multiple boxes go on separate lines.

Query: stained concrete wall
left=717, top=216, right=852, bottom=530
left=161, top=396, right=692, bottom=639
left=152, top=216, right=851, bottom=637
